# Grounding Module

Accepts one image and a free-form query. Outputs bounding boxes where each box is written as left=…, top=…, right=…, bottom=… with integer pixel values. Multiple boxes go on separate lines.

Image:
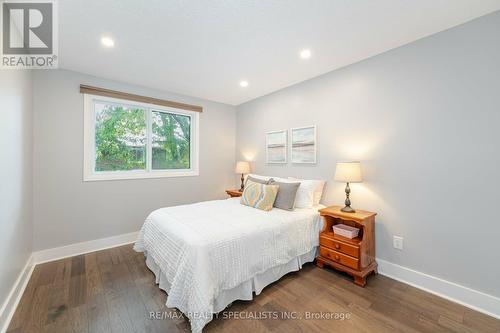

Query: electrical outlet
left=393, top=236, right=404, bottom=250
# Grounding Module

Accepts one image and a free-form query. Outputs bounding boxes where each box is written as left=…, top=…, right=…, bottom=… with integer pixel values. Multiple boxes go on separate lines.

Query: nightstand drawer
left=319, top=247, right=359, bottom=270
left=320, top=235, right=359, bottom=258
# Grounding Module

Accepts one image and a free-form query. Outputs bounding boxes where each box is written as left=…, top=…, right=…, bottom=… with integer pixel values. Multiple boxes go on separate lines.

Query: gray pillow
left=268, top=179, right=300, bottom=211
left=246, top=175, right=271, bottom=186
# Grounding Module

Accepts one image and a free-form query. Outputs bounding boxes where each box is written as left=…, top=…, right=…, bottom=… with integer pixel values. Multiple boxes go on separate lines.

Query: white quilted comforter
left=134, top=198, right=323, bottom=332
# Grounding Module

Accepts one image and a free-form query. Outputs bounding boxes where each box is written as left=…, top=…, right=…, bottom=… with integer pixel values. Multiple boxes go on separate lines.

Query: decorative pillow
left=268, top=179, right=300, bottom=211
left=288, top=177, right=326, bottom=206
left=240, top=180, right=279, bottom=211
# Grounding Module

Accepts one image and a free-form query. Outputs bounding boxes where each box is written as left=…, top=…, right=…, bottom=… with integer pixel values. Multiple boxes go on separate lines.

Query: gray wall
left=236, top=12, right=500, bottom=297
left=0, top=71, right=33, bottom=305
left=33, top=69, right=236, bottom=250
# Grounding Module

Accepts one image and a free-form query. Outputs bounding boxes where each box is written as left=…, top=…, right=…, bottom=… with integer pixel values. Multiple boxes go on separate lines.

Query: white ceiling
left=59, top=0, right=500, bottom=105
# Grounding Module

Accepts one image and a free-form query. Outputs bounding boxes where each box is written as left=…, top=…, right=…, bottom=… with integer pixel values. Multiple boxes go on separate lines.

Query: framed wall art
left=291, top=125, right=316, bottom=164
left=266, top=130, right=287, bottom=164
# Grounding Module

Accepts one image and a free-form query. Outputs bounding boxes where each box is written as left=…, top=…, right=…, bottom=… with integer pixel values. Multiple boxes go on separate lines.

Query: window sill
left=83, top=170, right=199, bottom=182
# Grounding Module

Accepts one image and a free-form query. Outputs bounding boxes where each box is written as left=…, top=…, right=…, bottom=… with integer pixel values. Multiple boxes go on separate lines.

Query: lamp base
left=341, top=182, right=356, bottom=213
left=341, top=205, right=356, bottom=213
left=239, top=173, right=245, bottom=192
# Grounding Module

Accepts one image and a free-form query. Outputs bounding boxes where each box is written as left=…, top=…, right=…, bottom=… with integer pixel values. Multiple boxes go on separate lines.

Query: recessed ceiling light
left=101, top=37, right=115, bottom=48
left=239, top=80, right=249, bottom=87
left=300, top=49, right=311, bottom=59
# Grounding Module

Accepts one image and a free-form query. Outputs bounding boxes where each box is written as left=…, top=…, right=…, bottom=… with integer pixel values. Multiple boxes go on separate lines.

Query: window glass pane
left=152, top=111, right=191, bottom=170
left=94, top=101, right=147, bottom=171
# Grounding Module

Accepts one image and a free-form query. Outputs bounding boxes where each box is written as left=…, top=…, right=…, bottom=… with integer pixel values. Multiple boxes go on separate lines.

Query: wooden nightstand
left=225, top=189, right=242, bottom=198
left=316, top=206, right=377, bottom=287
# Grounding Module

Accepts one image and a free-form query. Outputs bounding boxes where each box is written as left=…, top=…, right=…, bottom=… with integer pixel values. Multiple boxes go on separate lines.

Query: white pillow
left=273, top=177, right=314, bottom=208
left=245, top=175, right=325, bottom=208
left=246, top=174, right=272, bottom=182
left=288, top=177, right=326, bottom=206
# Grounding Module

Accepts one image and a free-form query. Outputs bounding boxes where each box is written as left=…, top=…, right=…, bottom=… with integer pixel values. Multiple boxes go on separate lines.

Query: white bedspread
left=134, top=198, right=323, bottom=333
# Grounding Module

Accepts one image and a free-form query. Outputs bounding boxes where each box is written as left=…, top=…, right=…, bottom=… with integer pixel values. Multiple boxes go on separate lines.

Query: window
left=84, top=94, right=199, bottom=181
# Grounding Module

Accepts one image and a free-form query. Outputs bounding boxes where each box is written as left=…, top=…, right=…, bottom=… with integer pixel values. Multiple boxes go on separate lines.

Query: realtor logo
left=1, top=0, right=58, bottom=68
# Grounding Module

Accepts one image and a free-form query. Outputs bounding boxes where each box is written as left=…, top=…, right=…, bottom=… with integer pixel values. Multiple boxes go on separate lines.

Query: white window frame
left=83, top=94, right=199, bottom=181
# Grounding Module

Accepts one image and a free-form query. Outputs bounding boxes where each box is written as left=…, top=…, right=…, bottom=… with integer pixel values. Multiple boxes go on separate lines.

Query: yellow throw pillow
left=240, top=180, right=279, bottom=211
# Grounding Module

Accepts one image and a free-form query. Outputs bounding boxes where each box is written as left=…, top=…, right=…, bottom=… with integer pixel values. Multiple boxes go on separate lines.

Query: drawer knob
left=335, top=244, right=340, bottom=249
left=335, top=255, right=340, bottom=261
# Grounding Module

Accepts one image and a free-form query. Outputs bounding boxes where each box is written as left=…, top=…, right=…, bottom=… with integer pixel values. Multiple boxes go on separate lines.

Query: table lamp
left=235, top=161, right=250, bottom=191
left=334, top=161, right=362, bottom=213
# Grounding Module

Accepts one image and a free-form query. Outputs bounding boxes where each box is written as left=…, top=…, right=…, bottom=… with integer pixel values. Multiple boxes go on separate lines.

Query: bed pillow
left=294, top=181, right=316, bottom=208
left=269, top=177, right=313, bottom=208
left=288, top=177, right=326, bottom=206
left=246, top=174, right=272, bottom=182
left=268, top=179, right=300, bottom=211
left=313, top=186, right=325, bottom=205
left=240, top=180, right=279, bottom=211
left=246, top=175, right=271, bottom=185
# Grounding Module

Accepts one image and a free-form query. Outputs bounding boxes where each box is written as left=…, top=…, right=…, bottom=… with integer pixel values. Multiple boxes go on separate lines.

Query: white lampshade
left=235, top=161, right=250, bottom=174
left=334, top=162, right=362, bottom=183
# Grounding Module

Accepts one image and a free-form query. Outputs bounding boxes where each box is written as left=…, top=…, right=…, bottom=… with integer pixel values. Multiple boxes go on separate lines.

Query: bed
left=134, top=197, right=324, bottom=333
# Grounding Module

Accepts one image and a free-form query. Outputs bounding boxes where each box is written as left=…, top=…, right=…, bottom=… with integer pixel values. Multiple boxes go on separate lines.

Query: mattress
left=134, top=197, right=324, bottom=332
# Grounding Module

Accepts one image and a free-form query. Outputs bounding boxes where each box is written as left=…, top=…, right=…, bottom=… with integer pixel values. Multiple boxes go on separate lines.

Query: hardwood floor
left=7, top=244, right=499, bottom=333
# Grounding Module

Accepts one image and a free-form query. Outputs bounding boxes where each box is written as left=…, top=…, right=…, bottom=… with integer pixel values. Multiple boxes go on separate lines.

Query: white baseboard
left=32, top=231, right=139, bottom=264
left=377, top=258, right=500, bottom=319
left=0, top=255, right=34, bottom=333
